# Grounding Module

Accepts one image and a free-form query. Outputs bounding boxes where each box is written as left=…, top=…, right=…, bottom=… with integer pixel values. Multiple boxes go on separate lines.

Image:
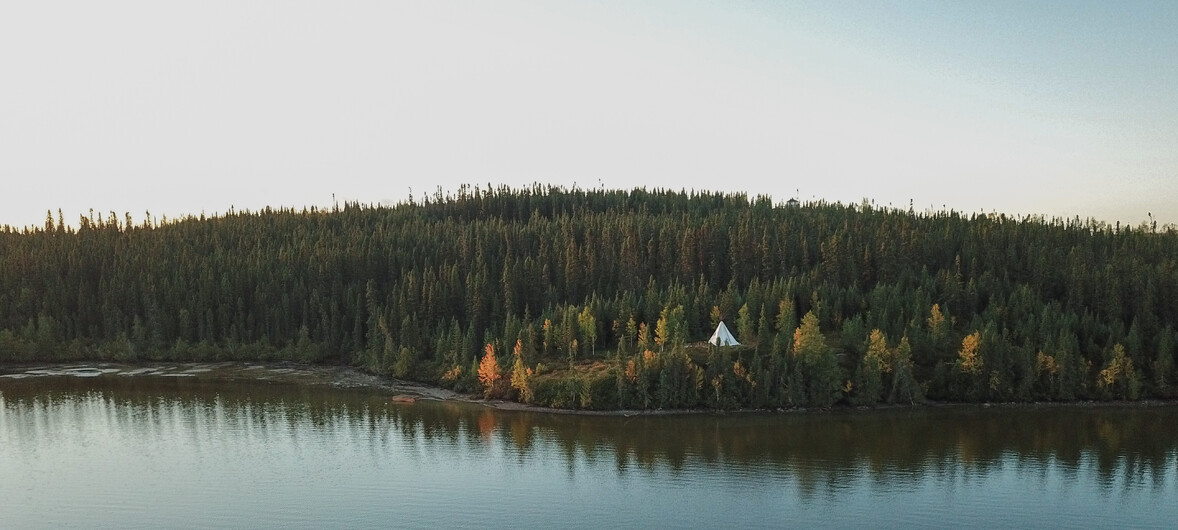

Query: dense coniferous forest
left=3, top=185, right=1177, bottom=409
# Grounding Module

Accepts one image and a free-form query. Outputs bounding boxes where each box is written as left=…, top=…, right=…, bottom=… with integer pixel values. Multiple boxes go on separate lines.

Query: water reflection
left=3, top=376, right=1177, bottom=528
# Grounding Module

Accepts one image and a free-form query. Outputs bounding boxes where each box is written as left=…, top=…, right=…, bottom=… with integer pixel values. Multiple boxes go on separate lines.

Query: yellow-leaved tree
left=852, top=329, right=889, bottom=405
left=958, top=332, right=982, bottom=375
left=1098, top=343, right=1141, bottom=400
left=509, top=339, right=534, bottom=403
left=792, top=311, right=841, bottom=407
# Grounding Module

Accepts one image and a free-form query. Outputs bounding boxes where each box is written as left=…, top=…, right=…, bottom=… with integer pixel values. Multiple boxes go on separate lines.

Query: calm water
left=2, top=370, right=1177, bottom=529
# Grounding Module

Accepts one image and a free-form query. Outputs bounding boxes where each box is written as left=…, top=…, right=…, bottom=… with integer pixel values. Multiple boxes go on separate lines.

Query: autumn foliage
left=478, top=343, right=502, bottom=398
left=3, top=186, right=1178, bottom=408
left=510, top=339, right=535, bottom=403
left=958, top=332, right=983, bottom=375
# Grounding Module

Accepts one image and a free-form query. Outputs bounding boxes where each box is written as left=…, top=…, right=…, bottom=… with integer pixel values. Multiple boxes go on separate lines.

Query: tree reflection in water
left=3, top=375, right=1177, bottom=508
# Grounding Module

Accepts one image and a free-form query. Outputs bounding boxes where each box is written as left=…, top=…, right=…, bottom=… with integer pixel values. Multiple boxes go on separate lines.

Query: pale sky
left=2, top=0, right=1176, bottom=229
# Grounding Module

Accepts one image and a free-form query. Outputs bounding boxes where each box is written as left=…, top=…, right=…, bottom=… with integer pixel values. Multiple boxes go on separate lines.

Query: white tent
left=708, top=321, right=740, bottom=347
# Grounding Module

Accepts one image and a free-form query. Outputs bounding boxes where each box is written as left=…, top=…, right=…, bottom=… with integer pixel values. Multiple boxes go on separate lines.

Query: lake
left=2, top=365, right=1176, bottom=529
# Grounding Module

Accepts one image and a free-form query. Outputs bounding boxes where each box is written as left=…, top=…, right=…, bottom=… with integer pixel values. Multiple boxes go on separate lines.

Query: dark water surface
left=2, top=369, right=1176, bottom=529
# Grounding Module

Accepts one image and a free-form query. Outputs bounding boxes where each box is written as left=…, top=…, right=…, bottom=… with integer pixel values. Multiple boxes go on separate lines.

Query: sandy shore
left=0, top=361, right=461, bottom=400
left=5, top=361, right=1173, bottom=416
left=0, top=361, right=702, bottom=416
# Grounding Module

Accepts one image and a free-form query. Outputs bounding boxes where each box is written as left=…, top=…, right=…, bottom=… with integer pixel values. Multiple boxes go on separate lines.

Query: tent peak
left=709, top=321, right=740, bottom=347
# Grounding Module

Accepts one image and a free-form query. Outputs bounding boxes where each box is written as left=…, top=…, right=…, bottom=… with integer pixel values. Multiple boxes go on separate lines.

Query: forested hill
left=3, top=186, right=1177, bottom=409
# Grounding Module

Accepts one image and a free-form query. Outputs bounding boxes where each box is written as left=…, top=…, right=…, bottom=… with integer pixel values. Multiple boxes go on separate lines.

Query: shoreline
left=3, top=360, right=1176, bottom=416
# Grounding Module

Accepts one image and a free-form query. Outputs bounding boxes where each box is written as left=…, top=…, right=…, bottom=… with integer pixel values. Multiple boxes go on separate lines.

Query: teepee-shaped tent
left=708, top=321, right=740, bottom=347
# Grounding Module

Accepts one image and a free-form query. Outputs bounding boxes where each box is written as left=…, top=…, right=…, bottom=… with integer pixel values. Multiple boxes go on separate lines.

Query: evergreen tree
left=889, top=336, right=922, bottom=404
left=736, top=303, right=753, bottom=345
left=1, top=185, right=1176, bottom=409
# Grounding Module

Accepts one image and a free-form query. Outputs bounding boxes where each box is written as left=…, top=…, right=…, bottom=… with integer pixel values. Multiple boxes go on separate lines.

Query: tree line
left=2, top=185, right=1176, bottom=409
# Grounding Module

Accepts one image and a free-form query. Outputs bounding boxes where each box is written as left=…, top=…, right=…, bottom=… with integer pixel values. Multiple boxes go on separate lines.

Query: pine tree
left=736, top=303, right=753, bottom=345
left=889, top=336, right=922, bottom=404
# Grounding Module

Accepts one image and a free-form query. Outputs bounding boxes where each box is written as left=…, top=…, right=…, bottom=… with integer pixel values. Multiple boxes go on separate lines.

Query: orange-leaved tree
left=478, top=343, right=502, bottom=398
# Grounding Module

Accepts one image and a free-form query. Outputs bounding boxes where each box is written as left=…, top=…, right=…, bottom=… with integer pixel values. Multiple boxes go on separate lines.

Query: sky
left=2, top=0, right=1176, bottom=229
